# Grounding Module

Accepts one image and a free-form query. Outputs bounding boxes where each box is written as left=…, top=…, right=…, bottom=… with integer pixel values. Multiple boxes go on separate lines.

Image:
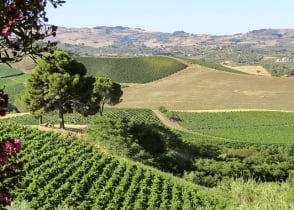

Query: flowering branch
left=0, top=0, right=65, bottom=63
left=0, top=138, right=23, bottom=209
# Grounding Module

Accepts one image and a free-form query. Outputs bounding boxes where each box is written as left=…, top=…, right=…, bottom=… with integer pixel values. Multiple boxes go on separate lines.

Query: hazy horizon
left=55, top=25, right=293, bottom=36
left=46, top=0, right=294, bottom=35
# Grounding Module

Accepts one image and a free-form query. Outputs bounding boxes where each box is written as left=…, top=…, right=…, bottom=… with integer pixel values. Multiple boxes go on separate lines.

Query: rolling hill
left=0, top=122, right=230, bottom=209
left=117, top=61, right=294, bottom=111
left=76, top=56, right=187, bottom=83
left=43, top=26, right=294, bottom=76
left=3, top=55, right=294, bottom=112
left=48, top=26, right=294, bottom=53
left=46, top=26, right=294, bottom=63
left=2, top=54, right=294, bottom=209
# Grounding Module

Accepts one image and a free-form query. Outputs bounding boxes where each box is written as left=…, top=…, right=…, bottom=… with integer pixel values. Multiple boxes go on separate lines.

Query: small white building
left=276, top=56, right=294, bottom=63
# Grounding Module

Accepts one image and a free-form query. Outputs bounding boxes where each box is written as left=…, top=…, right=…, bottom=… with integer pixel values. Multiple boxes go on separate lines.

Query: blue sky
left=46, top=0, right=294, bottom=35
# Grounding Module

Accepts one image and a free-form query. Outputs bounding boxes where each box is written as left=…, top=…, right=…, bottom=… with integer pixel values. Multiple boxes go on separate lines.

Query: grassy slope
left=0, top=64, right=24, bottom=77
left=0, top=65, right=29, bottom=103
left=2, top=55, right=294, bottom=208
left=175, top=111, right=294, bottom=144
left=184, top=58, right=248, bottom=75
left=76, top=56, right=187, bottom=83
left=117, top=62, right=294, bottom=110
left=0, top=76, right=28, bottom=103
left=3, top=56, right=188, bottom=106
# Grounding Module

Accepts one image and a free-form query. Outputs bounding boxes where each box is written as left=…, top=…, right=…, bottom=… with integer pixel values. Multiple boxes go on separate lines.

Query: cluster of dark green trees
left=86, top=109, right=294, bottom=187
left=21, top=50, right=123, bottom=128
left=86, top=116, right=189, bottom=174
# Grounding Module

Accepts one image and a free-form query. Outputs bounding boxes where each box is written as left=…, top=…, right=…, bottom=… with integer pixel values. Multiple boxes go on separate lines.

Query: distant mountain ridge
left=47, top=26, right=294, bottom=56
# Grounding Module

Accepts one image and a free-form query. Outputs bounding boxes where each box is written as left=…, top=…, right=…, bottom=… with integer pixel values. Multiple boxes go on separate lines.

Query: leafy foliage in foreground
left=215, top=178, right=293, bottom=209
left=77, top=56, right=187, bottom=83
left=0, top=122, right=229, bottom=209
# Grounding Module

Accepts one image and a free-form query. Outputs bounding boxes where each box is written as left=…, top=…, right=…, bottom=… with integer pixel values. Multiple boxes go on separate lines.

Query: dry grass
left=117, top=64, right=294, bottom=111
left=29, top=124, right=86, bottom=138
left=9, top=56, right=36, bottom=73
left=223, top=65, right=271, bottom=76
left=0, top=112, right=29, bottom=119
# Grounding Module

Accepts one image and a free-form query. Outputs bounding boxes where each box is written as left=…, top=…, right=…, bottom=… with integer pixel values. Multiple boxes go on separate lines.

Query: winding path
left=152, top=109, right=229, bottom=141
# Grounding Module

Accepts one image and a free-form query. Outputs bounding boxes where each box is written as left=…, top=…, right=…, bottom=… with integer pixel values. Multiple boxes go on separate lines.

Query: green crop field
left=0, top=64, right=28, bottom=104
left=0, top=64, right=24, bottom=78
left=184, top=58, right=247, bottom=75
left=76, top=56, right=187, bottom=83
left=2, top=55, right=294, bottom=209
left=0, top=122, right=229, bottom=209
left=175, top=111, right=294, bottom=144
left=0, top=74, right=28, bottom=103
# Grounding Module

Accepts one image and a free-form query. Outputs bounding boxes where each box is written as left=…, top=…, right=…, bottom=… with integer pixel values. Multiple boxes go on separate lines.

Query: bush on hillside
left=86, top=116, right=189, bottom=173
left=158, top=106, right=168, bottom=114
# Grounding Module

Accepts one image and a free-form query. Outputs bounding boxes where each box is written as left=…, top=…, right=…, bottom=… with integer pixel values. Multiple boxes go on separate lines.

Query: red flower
left=2, top=27, right=11, bottom=37
left=3, top=141, right=14, bottom=154
left=14, top=139, right=21, bottom=153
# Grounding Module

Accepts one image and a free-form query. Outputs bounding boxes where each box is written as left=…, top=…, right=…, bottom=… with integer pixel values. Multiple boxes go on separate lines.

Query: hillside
left=8, top=26, right=294, bottom=76
left=0, top=64, right=28, bottom=104
left=117, top=62, right=294, bottom=110
left=76, top=56, right=187, bottom=83
left=48, top=26, right=294, bottom=52
left=47, top=26, right=294, bottom=58
left=43, top=26, right=294, bottom=76
left=2, top=108, right=294, bottom=209
left=1, top=55, right=189, bottom=110
left=4, top=55, right=294, bottom=112
left=0, top=122, right=230, bottom=209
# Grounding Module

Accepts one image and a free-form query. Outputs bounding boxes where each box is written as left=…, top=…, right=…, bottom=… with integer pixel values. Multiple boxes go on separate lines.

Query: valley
left=1, top=50, right=294, bottom=209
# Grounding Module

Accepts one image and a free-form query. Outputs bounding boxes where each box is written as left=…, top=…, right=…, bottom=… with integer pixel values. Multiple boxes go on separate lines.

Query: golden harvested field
left=117, top=64, right=294, bottom=111
left=223, top=65, right=271, bottom=76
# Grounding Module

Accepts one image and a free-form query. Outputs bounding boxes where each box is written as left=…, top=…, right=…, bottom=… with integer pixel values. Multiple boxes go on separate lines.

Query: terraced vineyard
left=0, top=65, right=28, bottom=103
left=77, top=56, right=187, bottom=83
left=175, top=111, right=294, bottom=144
left=2, top=54, right=294, bottom=209
left=0, top=65, right=24, bottom=78
left=183, top=59, right=247, bottom=75
left=0, top=122, right=229, bottom=209
left=2, top=108, right=162, bottom=126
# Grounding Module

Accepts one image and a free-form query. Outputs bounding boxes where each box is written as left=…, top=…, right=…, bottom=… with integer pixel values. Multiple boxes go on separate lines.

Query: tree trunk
left=99, top=108, right=103, bottom=116
left=99, top=98, right=105, bottom=116
left=58, top=106, right=65, bottom=129
left=39, top=115, right=43, bottom=124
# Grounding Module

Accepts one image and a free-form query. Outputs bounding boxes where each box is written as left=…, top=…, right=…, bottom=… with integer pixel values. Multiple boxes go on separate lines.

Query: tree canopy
left=93, top=77, right=123, bottom=116
left=25, top=50, right=123, bottom=128
left=25, top=50, right=94, bottom=128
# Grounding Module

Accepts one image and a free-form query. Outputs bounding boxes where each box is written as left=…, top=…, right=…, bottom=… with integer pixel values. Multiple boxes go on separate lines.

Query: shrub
left=166, top=111, right=182, bottom=122
left=158, top=106, right=168, bottom=113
